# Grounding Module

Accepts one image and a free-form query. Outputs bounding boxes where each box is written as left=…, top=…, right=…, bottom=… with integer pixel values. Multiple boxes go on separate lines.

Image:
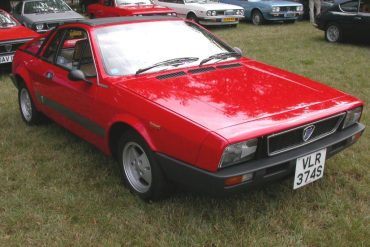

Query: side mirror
left=68, top=70, right=92, bottom=84
left=233, top=47, right=243, bottom=56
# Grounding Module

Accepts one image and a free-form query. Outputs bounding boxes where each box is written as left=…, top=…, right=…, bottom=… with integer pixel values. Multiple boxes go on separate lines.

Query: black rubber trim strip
left=36, top=93, right=105, bottom=137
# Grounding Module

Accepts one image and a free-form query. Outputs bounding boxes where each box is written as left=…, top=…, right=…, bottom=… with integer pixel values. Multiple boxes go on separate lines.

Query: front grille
left=0, top=42, right=26, bottom=55
left=46, top=23, right=58, bottom=29
left=267, top=113, right=345, bottom=156
left=280, top=6, right=298, bottom=11
left=215, top=10, right=236, bottom=16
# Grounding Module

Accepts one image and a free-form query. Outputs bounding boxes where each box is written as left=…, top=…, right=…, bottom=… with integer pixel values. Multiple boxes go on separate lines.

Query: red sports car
left=87, top=0, right=176, bottom=18
left=11, top=16, right=364, bottom=201
left=0, top=9, right=38, bottom=65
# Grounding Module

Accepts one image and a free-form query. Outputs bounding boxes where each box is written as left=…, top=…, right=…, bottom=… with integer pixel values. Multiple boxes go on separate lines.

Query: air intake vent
left=189, top=67, right=216, bottom=74
left=156, top=71, right=186, bottom=80
left=217, top=63, right=242, bottom=69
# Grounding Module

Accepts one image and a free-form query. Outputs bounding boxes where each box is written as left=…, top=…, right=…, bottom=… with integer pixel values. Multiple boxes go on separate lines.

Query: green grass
left=0, top=21, right=369, bottom=246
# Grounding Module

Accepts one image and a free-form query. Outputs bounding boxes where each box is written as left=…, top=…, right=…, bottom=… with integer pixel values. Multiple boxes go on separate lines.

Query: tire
left=187, top=13, right=199, bottom=23
left=117, top=130, right=170, bottom=201
left=18, top=82, right=42, bottom=125
left=252, top=10, right=264, bottom=25
left=325, top=23, right=342, bottom=43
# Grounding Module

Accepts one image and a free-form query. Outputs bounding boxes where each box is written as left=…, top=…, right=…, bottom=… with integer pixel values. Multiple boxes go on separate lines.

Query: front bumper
left=156, top=123, right=364, bottom=196
left=264, top=11, right=303, bottom=21
left=198, top=15, right=244, bottom=26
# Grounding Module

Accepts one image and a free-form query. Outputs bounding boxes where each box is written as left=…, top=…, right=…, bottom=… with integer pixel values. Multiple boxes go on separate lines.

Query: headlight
left=236, top=9, right=244, bottom=15
left=35, top=23, right=44, bottom=31
left=272, top=6, right=280, bottom=12
left=212, top=10, right=217, bottom=16
left=297, top=5, right=303, bottom=11
left=167, top=12, right=177, bottom=16
left=219, top=139, right=258, bottom=168
left=342, top=107, right=362, bottom=129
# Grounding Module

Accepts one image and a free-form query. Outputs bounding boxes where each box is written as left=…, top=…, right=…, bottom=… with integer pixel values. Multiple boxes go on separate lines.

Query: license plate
left=293, top=149, right=326, bottom=189
left=285, top=12, right=295, bottom=18
left=0, top=55, right=14, bottom=64
left=223, top=18, right=236, bottom=22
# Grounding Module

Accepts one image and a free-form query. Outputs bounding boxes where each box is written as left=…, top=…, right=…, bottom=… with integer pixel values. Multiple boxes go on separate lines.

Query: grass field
left=0, top=21, right=369, bottom=246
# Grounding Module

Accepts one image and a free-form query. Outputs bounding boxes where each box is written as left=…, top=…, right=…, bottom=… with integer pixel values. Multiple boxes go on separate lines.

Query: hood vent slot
left=189, top=67, right=216, bottom=74
left=156, top=71, right=186, bottom=80
left=217, top=63, right=242, bottom=69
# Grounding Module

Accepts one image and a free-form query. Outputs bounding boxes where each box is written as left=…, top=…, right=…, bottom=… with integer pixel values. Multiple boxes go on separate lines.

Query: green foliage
left=0, top=22, right=369, bottom=246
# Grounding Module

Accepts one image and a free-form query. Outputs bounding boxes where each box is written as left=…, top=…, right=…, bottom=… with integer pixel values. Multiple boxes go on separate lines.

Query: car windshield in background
left=24, top=0, right=71, bottom=14
left=0, top=12, right=17, bottom=27
left=95, top=21, right=234, bottom=76
left=116, top=0, right=153, bottom=5
left=184, top=0, right=207, bottom=3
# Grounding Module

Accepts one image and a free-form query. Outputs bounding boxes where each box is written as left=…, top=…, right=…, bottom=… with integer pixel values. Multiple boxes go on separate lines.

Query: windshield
left=95, top=21, right=234, bottom=76
left=24, top=0, right=71, bottom=14
left=0, top=11, right=18, bottom=27
left=116, top=0, right=153, bottom=5
left=184, top=0, right=207, bottom=3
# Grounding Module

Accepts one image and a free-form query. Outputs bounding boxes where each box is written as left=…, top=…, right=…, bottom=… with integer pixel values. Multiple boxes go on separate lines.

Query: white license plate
left=293, top=149, right=326, bottom=189
left=0, top=55, right=14, bottom=64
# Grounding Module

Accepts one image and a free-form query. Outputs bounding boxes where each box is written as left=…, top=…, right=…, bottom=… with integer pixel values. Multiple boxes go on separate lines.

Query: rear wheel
left=117, top=130, right=170, bottom=201
left=252, top=10, right=264, bottom=25
left=18, top=83, right=42, bottom=125
left=325, top=23, right=342, bottom=43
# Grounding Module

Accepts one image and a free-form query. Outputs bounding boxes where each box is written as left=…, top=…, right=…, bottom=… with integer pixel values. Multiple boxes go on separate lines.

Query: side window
left=42, top=30, right=65, bottom=63
left=56, top=29, right=97, bottom=77
left=24, top=38, right=46, bottom=55
left=359, top=0, right=370, bottom=13
left=340, top=0, right=359, bottom=12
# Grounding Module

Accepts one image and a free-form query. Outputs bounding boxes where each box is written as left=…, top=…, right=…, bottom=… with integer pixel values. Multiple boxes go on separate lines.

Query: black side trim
left=217, top=63, right=242, bottom=69
left=36, top=93, right=105, bottom=137
left=156, top=71, right=186, bottom=80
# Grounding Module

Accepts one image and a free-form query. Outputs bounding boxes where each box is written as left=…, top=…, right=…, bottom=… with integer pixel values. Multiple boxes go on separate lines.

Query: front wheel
left=117, top=130, right=170, bottom=201
left=187, top=13, right=199, bottom=23
left=252, top=10, right=264, bottom=25
left=18, top=83, right=42, bottom=125
left=325, top=23, right=342, bottom=43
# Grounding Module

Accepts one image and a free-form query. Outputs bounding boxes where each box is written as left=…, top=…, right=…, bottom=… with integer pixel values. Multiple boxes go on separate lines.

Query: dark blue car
left=220, top=0, right=304, bottom=25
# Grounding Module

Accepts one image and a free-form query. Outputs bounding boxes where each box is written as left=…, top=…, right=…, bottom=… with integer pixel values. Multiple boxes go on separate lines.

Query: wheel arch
left=107, top=116, right=157, bottom=160
left=186, top=11, right=197, bottom=19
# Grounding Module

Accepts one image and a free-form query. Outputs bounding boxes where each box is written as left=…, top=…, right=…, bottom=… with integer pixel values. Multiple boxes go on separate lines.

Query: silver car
left=12, top=0, right=84, bottom=33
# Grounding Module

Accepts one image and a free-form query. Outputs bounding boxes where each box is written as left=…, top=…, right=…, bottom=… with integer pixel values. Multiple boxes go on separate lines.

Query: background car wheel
left=117, top=130, right=170, bottom=201
left=187, top=13, right=199, bottom=23
left=325, top=23, right=342, bottom=43
left=18, top=83, right=42, bottom=125
left=252, top=10, right=264, bottom=25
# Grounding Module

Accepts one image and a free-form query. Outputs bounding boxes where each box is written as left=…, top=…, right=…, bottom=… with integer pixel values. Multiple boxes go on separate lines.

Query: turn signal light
left=224, top=173, right=253, bottom=186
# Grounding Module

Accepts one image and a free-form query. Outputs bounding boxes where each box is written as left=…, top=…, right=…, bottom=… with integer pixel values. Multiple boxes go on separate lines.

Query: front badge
left=302, top=125, right=315, bottom=142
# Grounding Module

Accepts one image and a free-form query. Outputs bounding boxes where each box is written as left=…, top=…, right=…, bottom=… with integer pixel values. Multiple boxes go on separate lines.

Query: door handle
left=45, top=71, right=54, bottom=79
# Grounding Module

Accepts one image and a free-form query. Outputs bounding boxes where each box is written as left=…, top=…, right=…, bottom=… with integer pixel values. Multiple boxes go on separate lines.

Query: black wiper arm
left=199, top=52, right=241, bottom=66
left=136, top=57, right=199, bottom=75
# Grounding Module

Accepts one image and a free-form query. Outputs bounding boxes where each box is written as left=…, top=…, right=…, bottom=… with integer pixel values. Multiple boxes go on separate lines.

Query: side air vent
left=189, top=67, right=216, bottom=74
left=217, top=63, right=242, bottom=69
left=156, top=71, right=186, bottom=80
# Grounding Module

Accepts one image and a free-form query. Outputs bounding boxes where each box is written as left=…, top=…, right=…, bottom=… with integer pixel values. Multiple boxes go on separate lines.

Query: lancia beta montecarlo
left=11, top=16, right=364, bottom=201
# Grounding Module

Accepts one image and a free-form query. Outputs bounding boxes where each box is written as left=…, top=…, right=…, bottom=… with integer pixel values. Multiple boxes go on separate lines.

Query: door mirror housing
left=68, top=70, right=92, bottom=84
left=233, top=47, right=243, bottom=56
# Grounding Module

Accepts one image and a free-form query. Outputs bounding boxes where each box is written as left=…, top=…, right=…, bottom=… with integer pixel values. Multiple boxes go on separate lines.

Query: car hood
left=189, top=2, right=242, bottom=10
left=0, top=25, right=38, bottom=42
left=23, top=11, right=84, bottom=23
left=118, top=59, right=347, bottom=132
left=118, top=4, right=173, bottom=13
left=257, top=0, right=301, bottom=6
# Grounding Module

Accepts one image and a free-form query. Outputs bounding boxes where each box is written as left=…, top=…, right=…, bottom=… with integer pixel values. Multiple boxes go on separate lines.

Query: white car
left=153, top=0, right=244, bottom=26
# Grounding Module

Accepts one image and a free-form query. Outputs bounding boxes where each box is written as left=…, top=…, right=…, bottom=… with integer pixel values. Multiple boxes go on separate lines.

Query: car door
left=156, top=0, right=185, bottom=17
left=31, top=28, right=105, bottom=140
left=336, top=0, right=362, bottom=36
left=96, top=0, right=115, bottom=17
left=358, top=0, right=370, bottom=36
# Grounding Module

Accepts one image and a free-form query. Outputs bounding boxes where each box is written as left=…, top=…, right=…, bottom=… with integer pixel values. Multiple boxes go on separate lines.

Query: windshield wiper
left=135, top=57, right=199, bottom=75
left=199, top=51, right=241, bottom=66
